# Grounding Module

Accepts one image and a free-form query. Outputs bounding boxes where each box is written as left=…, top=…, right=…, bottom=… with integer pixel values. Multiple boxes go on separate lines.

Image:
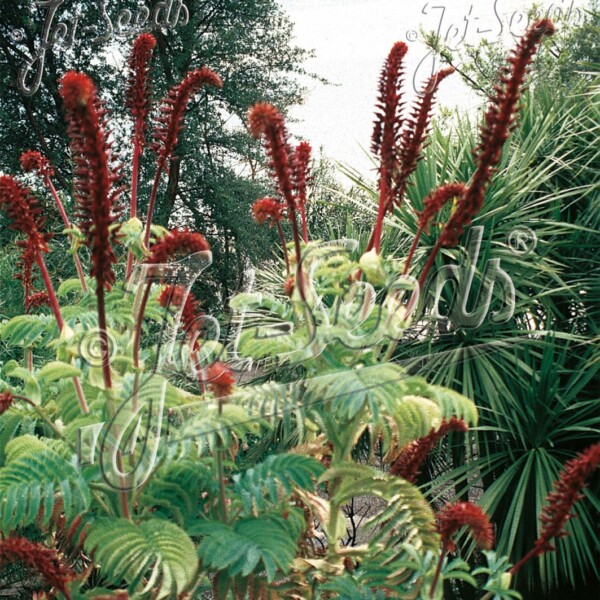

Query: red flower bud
left=437, top=501, right=495, bottom=552
left=252, top=197, right=283, bottom=226
left=390, top=417, right=468, bottom=483
left=205, top=361, right=235, bottom=398
left=0, top=536, right=73, bottom=595
left=20, top=150, right=54, bottom=178
left=148, top=229, right=210, bottom=264
left=0, top=391, right=14, bottom=415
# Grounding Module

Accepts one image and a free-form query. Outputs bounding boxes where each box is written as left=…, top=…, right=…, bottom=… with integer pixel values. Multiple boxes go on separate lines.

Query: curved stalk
left=44, top=176, right=87, bottom=292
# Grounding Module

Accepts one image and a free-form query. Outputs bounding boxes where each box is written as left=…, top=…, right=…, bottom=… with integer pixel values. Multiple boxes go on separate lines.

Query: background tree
left=0, top=0, right=314, bottom=313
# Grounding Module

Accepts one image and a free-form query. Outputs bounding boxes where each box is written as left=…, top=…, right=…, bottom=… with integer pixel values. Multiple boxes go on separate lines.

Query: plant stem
left=35, top=252, right=64, bottom=331
left=366, top=175, right=393, bottom=254
left=72, top=374, right=89, bottom=414
left=133, top=283, right=152, bottom=369
left=32, top=257, right=89, bottom=414
left=24, top=347, right=33, bottom=372
left=299, top=204, right=309, bottom=243
left=45, top=176, right=87, bottom=292
left=289, top=211, right=307, bottom=302
left=403, top=227, right=423, bottom=275
left=418, top=237, right=444, bottom=290
left=430, top=544, right=448, bottom=598
left=143, top=167, right=164, bottom=247
left=276, top=221, right=290, bottom=275
left=216, top=398, right=228, bottom=523
left=95, top=285, right=112, bottom=390
left=509, top=547, right=538, bottom=574
left=33, top=259, right=90, bottom=412
left=131, top=133, right=142, bottom=220
left=94, top=284, right=130, bottom=516
left=13, top=395, right=72, bottom=445
left=125, top=133, right=142, bottom=280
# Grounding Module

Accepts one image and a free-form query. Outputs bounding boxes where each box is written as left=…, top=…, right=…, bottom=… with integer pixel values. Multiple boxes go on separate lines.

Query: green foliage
left=0, top=436, right=90, bottom=531
left=84, top=518, right=197, bottom=598
left=233, top=454, right=325, bottom=513
left=194, top=510, right=305, bottom=582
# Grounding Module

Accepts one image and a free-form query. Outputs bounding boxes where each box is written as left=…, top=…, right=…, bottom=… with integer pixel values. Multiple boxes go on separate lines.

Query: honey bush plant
left=0, top=18, right=597, bottom=600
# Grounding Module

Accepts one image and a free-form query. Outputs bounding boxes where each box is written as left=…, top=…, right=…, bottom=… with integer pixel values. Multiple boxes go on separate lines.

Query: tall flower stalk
left=418, top=19, right=555, bottom=288
left=0, top=176, right=89, bottom=413
left=368, top=42, right=407, bottom=254
left=390, top=417, right=468, bottom=483
left=510, top=442, right=600, bottom=574
left=293, top=141, right=312, bottom=243
left=59, top=71, right=122, bottom=392
left=125, top=33, right=156, bottom=276
left=402, top=183, right=466, bottom=275
left=366, top=43, right=453, bottom=254
left=252, top=197, right=289, bottom=273
left=126, top=33, right=156, bottom=222
left=20, top=150, right=88, bottom=291
left=144, top=68, right=222, bottom=246
left=0, top=175, right=61, bottom=327
left=248, top=103, right=306, bottom=298
left=431, top=502, right=495, bottom=597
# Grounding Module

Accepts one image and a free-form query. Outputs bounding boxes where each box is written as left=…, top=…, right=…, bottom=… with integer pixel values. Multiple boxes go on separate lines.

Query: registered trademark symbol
left=406, top=30, right=418, bottom=42
left=508, top=226, right=537, bottom=255
left=10, top=29, right=24, bottom=42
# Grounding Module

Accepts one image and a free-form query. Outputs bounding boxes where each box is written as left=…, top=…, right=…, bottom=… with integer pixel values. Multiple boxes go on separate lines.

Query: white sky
left=278, top=0, right=590, bottom=173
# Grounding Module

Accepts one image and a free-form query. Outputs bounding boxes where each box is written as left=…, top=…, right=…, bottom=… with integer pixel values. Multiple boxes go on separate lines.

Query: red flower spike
left=27, top=291, right=50, bottom=311
left=15, top=245, right=37, bottom=304
left=368, top=42, right=408, bottom=253
left=153, top=68, right=222, bottom=170
left=284, top=275, right=295, bottom=298
left=20, top=150, right=54, bottom=177
left=248, top=102, right=296, bottom=207
left=390, top=417, right=468, bottom=483
left=248, top=102, right=306, bottom=293
left=126, top=33, right=156, bottom=146
left=59, top=71, right=122, bottom=292
left=441, top=20, right=554, bottom=248
left=293, top=142, right=312, bottom=202
left=144, top=67, right=221, bottom=246
left=0, top=175, right=50, bottom=253
left=371, top=42, right=407, bottom=160
left=418, top=21, right=554, bottom=289
left=0, top=536, right=73, bottom=596
left=293, top=141, right=312, bottom=242
left=205, top=361, right=235, bottom=398
left=148, top=229, right=210, bottom=264
left=158, top=284, right=204, bottom=344
left=511, top=442, right=600, bottom=573
left=252, top=197, right=283, bottom=226
left=418, top=183, right=467, bottom=233
left=158, top=284, right=187, bottom=308
left=404, top=183, right=467, bottom=274
left=393, top=68, right=455, bottom=210
left=437, top=501, right=495, bottom=552
left=0, top=391, right=14, bottom=416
